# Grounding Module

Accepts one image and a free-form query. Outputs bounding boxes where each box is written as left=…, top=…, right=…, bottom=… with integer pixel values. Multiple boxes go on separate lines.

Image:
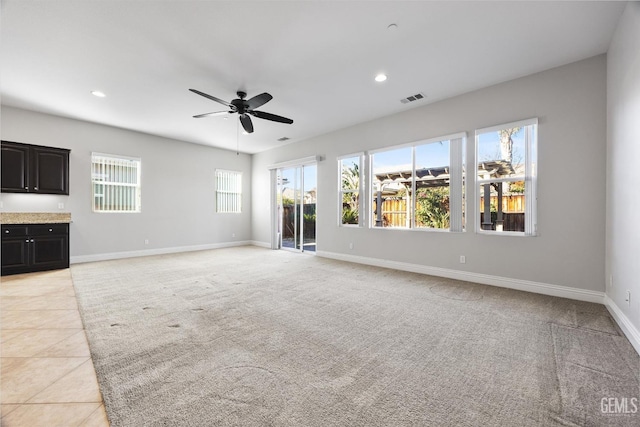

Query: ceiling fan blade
left=193, top=111, right=230, bottom=118
left=249, top=110, right=294, bottom=124
left=189, top=89, right=232, bottom=108
left=246, top=92, right=273, bottom=110
left=240, top=114, right=254, bottom=133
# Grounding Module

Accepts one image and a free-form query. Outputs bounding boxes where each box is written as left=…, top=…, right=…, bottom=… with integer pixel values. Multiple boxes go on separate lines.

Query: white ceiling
left=1, top=1, right=626, bottom=154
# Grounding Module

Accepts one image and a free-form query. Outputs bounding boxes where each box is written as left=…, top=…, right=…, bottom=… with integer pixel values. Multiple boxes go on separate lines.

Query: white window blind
left=91, top=153, right=141, bottom=213
left=216, top=170, right=242, bottom=213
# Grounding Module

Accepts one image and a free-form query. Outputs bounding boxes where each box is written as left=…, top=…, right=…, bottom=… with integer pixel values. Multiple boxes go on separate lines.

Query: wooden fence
left=375, top=198, right=409, bottom=227
left=282, top=204, right=316, bottom=239
left=373, top=195, right=525, bottom=229
left=479, top=194, right=525, bottom=213
left=480, top=212, right=525, bottom=232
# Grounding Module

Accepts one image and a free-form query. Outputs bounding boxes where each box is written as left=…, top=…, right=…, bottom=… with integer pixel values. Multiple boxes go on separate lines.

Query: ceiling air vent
left=400, top=92, right=425, bottom=104
left=277, top=137, right=290, bottom=142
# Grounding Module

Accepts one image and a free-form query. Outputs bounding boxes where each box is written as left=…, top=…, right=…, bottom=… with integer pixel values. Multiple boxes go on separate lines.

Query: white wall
left=606, top=2, right=640, bottom=339
left=252, top=55, right=607, bottom=294
left=1, top=107, right=252, bottom=261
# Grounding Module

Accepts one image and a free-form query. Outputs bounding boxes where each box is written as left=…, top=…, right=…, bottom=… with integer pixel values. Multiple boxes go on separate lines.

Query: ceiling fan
left=189, top=89, right=293, bottom=134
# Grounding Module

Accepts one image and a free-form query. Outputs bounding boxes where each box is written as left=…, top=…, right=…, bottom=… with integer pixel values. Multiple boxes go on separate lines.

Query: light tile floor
left=1, top=269, right=109, bottom=427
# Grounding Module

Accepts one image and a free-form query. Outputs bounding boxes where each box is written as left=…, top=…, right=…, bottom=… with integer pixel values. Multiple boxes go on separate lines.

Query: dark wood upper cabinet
left=31, top=146, right=69, bottom=194
left=1, top=141, right=70, bottom=195
left=1, top=142, right=30, bottom=192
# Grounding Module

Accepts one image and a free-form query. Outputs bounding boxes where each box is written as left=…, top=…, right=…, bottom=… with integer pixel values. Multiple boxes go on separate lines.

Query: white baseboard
left=68, top=244, right=638, bottom=355
left=318, top=251, right=639, bottom=356
left=316, top=250, right=605, bottom=304
left=70, top=241, right=252, bottom=264
left=250, top=240, right=271, bottom=249
left=604, top=294, right=640, bottom=355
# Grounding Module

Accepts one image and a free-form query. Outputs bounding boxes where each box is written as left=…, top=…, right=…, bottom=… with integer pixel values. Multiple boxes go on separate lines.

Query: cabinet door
left=30, top=235, right=69, bottom=271
left=1, top=141, right=30, bottom=192
left=1, top=238, right=31, bottom=275
left=31, top=147, right=69, bottom=194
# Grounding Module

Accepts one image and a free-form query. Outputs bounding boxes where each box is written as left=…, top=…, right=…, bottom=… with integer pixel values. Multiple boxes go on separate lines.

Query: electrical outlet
left=232, top=233, right=236, bottom=238
left=460, top=255, right=466, bottom=264
left=626, top=290, right=631, bottom=306
left=58, top=202, right=64, bottom=210
left=144, top=239, right=149, bottom=245
left=609, top=275, right=613, bottom=289
left=349, top=242, right=354, bottom=250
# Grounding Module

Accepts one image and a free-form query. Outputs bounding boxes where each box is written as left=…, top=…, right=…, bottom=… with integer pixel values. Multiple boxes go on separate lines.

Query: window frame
left=368, top=132, right=466, bottom=232
left=338, top=153, right=364, bottom=227
left=215, top=169, right=242, bottom=214
left=91, top=152, right=142, bottom=213
left=474, top=118, right=538, bottom=236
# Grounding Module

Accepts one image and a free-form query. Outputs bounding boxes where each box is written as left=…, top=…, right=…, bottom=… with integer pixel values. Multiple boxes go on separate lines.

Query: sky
left=372, top=139, right=450, bottom=174
left=372, top=128, right=527, bottom=175
left=282, top=128, right=528, bottom=193
left=279, top=165, right=317, bottom=193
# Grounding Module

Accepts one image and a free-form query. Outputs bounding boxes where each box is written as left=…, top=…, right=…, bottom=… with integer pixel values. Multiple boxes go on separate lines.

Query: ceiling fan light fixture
left=91, top=90, right=106, bottom=98
left=375, top=73, right=388, bottom=82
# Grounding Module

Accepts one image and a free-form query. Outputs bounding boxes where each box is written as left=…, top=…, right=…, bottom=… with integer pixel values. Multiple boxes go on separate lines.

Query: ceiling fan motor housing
left=230, top=96, right=248, bottom=114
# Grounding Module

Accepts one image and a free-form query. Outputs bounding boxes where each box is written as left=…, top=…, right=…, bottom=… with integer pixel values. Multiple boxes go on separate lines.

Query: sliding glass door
left=277, top=164, right=316, bottom=252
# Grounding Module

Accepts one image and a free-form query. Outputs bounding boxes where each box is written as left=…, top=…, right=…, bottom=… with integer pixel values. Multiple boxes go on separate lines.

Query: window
left=339, top=155, right=363, bottom=226
left=415, top=141, right=451, bottom=229
left=216, top=169, right=242, bottom=213
left=370, top=133, right=465, bottom=231
left=91, top=153, right=141, bottom=213
left=475, top=118, right=537, bottom=235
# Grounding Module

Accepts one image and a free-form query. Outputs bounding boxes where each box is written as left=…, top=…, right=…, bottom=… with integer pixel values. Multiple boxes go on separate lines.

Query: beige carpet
left=71, top=246, right=640, bottom=426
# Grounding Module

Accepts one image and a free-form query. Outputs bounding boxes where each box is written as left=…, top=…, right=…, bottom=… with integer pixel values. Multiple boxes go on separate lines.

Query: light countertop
left=0, top=212, right=72, bottom=224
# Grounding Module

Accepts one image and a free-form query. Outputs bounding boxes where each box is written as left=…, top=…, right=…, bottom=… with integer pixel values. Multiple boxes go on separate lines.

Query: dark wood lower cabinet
left=1, top=224, right=69, bottom=276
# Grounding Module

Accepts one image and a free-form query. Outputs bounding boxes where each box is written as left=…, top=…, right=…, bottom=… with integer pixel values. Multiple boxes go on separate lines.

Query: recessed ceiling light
left=91, top=90, right=106, bottom=98
left=375, top=74, right=388, bottom=82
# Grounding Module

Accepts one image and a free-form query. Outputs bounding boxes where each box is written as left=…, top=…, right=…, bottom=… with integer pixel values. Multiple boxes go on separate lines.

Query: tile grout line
left=31, top=330, right=91, bottom=358
left=24, top=358, right=96, bottom=405
left=0, top=357, right=90, bottom=406
left=77, top=403, right=107, bottom=427
left=2, top=329, right=86, bottom=358
left=1, top=271, right=108, bottom=426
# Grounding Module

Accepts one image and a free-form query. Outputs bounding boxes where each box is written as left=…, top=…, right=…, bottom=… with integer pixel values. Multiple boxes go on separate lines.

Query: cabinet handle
left=4, top=230, right=8, bottom=233
left=34, top=187, right=38, bottom=190
left=25, top=239, right=29, bottom=243
left=49, top=229, right=53, bottom=232
left=30, top=239, right=34, bottom=243
left=24, top=187, right=28, bottom=190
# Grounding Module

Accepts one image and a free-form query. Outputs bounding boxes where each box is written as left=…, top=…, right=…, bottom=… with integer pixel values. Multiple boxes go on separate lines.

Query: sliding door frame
left=268, top=156, right=320, bottom=252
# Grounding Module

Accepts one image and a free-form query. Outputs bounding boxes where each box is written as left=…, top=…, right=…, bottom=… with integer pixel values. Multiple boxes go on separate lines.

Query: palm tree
left=341, top=163, right=359, bottom=224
